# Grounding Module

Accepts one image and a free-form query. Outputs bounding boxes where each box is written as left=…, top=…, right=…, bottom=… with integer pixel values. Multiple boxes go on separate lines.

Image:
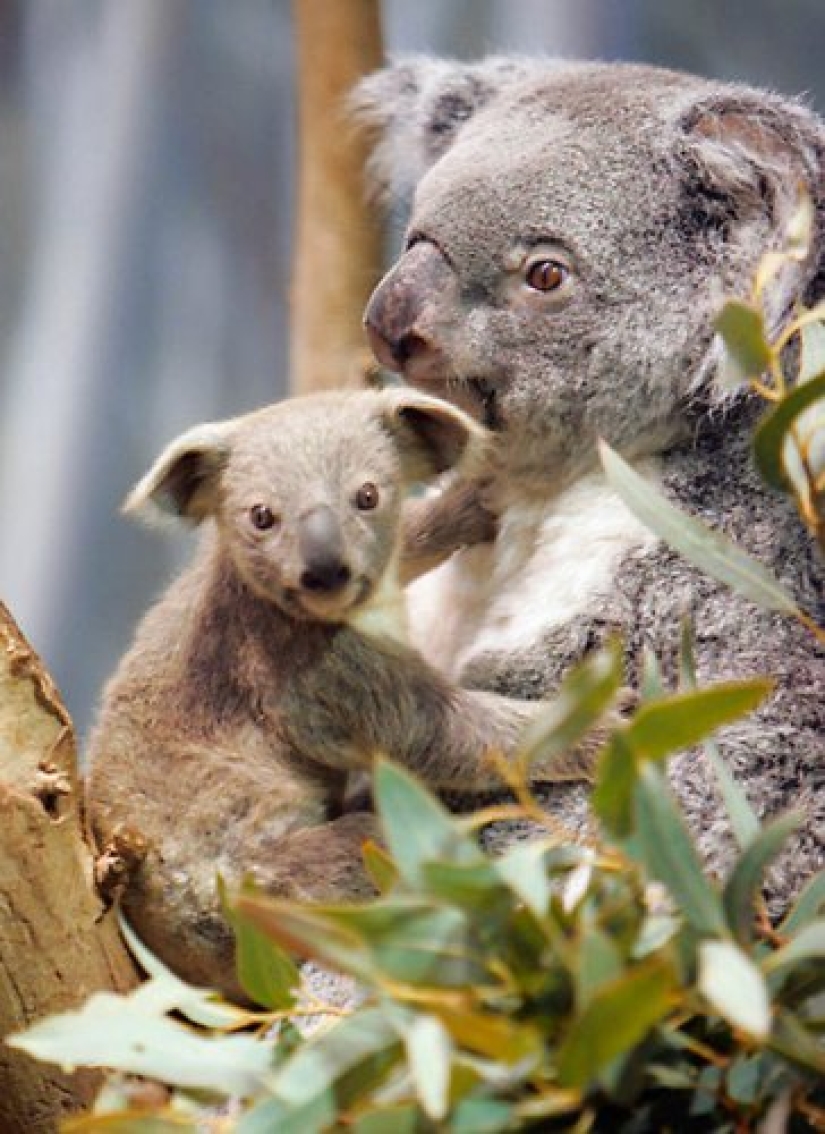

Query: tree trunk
left=290, top=0, right=384, bottom=394
left=0, top=602, right=138, bottom=1133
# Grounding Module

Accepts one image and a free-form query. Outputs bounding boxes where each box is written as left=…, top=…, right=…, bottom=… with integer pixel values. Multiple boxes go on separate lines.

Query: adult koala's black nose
left=363, top=240, right=454, bottom=377
left=298, top=506, right=351, bottom=594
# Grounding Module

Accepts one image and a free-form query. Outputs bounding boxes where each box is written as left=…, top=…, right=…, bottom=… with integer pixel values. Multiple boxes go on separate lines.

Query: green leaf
left=437, top=1008, right=543, bottom=1065
left=599, top=441, right=803, bottom=617
left=763, top=918, right=825, bottom=977
left=800, top=317, right=825, bottom=383
left=117, top=914, right=256, bottom=1029
left=362, top=839, right=399, bottom=894
left=231, top=908, right=301, bottom=1010
left=678, top=624, right=760, bottom=850
left=556, top=960, right=674, bottom=1087
left=753, top=372, right=825, bottom=489
left=421, top=858, right=510, bottom=912
left=268, top=1008, right=403, bottom=1126
left=623, top=681, right=772, bottom=762
left=714, top=299, right=772, bottom=384
left=451, top=1097, right=517, bottom=1133
left=233, top=894, right=375, bottom=982
left=7, top=987, right=274, bottom=1097
left=592, top=731, right=639, bottom=838
left=405, top=1014, right=452, bottom=1121
left=575, top=929, right=623, bottom=1008
left=374, top=760, right=483, bottom=887
left=780, top=871, right=825, bottom=934
left=722, top=813, right=801, bottom=943
left=351, top=1105, right=424, bottom=1134
left=516, top=640, right=624, bottom=773
left=698, top=939, right=771, bottom=1040
left=770, top=1008, right=825, bottom=1075
left=235, top=1100, right=291, bottom=1134
left=496, top=840, right=583, bottom=919
left=222, top=878, right=299, bottom=1009
left=633, top=765, right=727, bottom=937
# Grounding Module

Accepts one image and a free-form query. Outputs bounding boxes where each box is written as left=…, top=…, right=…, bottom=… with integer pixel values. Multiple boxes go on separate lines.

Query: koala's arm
left=400, top=478, right=498, bottom=585
left=285, top=630, right=603, bottom=791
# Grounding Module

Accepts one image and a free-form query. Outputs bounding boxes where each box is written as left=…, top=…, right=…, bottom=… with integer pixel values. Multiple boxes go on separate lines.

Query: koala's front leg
left=400, top=478, right=497, bottom=585
left=291, top=633, right=596, bottom=794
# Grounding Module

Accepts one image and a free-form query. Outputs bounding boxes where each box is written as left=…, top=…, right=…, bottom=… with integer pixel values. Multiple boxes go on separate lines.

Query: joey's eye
left=249, top=504, right=277, bottom=531
left=525, top=258, right=568, bottom=293
left=355, top=482, right=379, bottom=511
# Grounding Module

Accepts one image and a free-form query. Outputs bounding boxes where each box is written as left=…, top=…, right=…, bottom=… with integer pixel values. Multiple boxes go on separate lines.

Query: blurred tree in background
left=1, top=0, right=824, bottom=740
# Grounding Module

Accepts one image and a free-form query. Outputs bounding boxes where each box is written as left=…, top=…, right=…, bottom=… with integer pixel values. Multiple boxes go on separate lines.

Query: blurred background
left=1, top=0, right=824, bottom=742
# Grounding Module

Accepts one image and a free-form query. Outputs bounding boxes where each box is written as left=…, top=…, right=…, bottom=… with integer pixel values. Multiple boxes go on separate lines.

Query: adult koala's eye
left=249, top=504, right=278, bottom=531
left=355, top=482, right=380, bottom=511
left=525, top=258, right=568, bottom=292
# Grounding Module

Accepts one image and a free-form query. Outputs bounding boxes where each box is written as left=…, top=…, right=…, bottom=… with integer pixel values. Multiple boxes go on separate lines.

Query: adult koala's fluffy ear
left=124, top=421, right=235, bottom=524
left=350, top=54, right=544, bottom=201
left=675, top=90, right=825, bottom=319
left=380, top=389, right=488, bottom=482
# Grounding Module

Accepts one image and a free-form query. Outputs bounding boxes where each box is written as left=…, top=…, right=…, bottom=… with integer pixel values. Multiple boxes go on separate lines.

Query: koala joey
left=86, top=387, right=589, bottom=995
left=354, top=57, right=825, bottom=902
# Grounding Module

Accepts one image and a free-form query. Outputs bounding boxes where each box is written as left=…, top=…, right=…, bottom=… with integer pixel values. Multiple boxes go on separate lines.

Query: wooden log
left=0, top=602, right=138, bottom=1133
left=290, top=0, right=384, bottom=393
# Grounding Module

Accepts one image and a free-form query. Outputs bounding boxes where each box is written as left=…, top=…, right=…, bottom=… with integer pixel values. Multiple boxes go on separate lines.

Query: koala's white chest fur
left=407, top=466, right=661, bottom=679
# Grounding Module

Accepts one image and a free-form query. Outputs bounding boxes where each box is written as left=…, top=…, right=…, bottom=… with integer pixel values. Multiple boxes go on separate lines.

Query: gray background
left=0, top=0, right=823, bottom=740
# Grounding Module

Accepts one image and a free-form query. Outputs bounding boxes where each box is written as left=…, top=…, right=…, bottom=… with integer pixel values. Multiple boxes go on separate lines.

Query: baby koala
left=86, top=387, right=556, bottom=996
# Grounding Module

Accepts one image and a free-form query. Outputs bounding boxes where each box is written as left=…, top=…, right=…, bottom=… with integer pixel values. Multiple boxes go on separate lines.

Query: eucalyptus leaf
left=8, top=991, right=274, bottom=1096
left=780, top=872, right=825, bottom=934
left=753, top=372, right=825, bottom=489
left=224, top=880, right=300, bottom=1009
left=800, top=317, right=825, bottom=383
left=374, top=759, right=484, bottom=887
left=678, top=623, right=760, bottom=849
left=633, top=765, right=727, bottom=937
left=763, top=918, right=825, bottom=977
left=516, top=639, right=623, bottom=771
left=405, top=1014, right=453, bottom=1120
left=556, top=960, right=674, bottom=1087
left=362, top=839, right=399, bottom=894
left=267, top=1008, right=403, bottom=1123
left=714, top=299, right=772, bottom=382
left=599, top=441, right=803, bottom=618
left=117, top=914, right=255, bottom=1029
left=623, top=681, right=771, bottom=762
left=698, top=939, right=771, bottom=1040
left=722, top=813, right=801, bottom=943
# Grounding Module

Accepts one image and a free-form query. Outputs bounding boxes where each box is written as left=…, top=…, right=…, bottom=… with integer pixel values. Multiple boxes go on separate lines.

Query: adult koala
left=354, top=58, right=825, bottom=899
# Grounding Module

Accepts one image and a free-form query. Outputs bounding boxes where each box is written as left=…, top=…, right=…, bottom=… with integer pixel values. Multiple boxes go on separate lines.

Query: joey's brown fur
left=87, top=388, right=570, bottom=997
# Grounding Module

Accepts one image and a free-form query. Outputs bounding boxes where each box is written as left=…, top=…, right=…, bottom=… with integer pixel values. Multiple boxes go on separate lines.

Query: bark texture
left=290, top=0, right=384, bottom=393
left=0, top=601, right=138, bottom=1133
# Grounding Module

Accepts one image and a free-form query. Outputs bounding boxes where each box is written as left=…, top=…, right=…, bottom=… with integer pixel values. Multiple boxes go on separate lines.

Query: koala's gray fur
left=86, top=388, right=576, bottom=997
left=354, top=57, right=825, bottom=900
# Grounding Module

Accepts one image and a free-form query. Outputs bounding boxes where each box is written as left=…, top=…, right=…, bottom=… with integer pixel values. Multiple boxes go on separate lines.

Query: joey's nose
left=300, top=560, right=351, bottom=594
left=298, top=505, right=351, bottom=594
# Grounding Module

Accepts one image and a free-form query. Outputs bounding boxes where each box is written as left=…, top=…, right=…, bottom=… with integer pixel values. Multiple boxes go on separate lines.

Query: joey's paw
left=95, top=826, right=149, bottom=905
left=527, top=685, right=638, bottom=785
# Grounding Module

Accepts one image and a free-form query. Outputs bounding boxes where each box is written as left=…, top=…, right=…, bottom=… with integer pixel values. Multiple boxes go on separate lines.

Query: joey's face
left=218, top=406, right=403, bottom=623
left=364, top=72, right=751, bottom=486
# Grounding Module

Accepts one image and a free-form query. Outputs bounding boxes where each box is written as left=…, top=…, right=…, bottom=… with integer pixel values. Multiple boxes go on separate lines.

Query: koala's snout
left=364, top=241, right=454, bottom=381
left=297, top=505, right=352, bottom=594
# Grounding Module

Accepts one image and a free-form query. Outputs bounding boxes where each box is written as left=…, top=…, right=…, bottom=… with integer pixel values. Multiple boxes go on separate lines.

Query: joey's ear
left=123, top=421, right=235, bottom=524
left=381, top=390, right=489, bottom=482
left=675, top=91, right=825, bottom=305
left=350, top=54, right=540, bottom=202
